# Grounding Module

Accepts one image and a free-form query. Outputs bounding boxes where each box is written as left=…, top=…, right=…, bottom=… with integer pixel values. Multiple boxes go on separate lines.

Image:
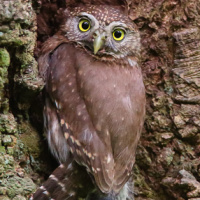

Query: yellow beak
left=93, top=32, right=106, bottom=54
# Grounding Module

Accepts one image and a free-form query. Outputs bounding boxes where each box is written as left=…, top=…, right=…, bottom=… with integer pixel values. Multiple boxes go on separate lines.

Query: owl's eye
left=79, top=19, right=91, bottom=32
left=113, top=29, right=125, bottom=41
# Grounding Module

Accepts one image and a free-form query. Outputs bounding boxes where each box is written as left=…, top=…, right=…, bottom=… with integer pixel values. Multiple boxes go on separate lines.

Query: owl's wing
left=38, top=33, right=69, bottom=81
left=43, top=95, right=70, bottom=164
left=40, top=41, right=115, bottom=193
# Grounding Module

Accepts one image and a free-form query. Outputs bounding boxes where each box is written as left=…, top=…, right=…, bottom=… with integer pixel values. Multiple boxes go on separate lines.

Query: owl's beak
left=93, top=31, right=106, bottom=54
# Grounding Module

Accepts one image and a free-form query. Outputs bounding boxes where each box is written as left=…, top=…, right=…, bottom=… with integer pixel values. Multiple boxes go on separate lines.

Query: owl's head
left=61, top=5, right=140, bottom=58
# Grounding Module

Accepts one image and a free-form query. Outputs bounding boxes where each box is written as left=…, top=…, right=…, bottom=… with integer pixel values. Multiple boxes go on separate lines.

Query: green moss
left=134, top=165, right=158, bottom=199
left=15, top=52, right=34, bottom=68
left=0, top=176, right=36, bottom=198
left=0, top=29, right=36, bottom=47
left=0, top=154, right=14, bottom=177
left=0, top=49, right=10, bottom=67
left=2, top=135, right=13, bottom=146
left=19, top=121, right=41, bottom=159
left=0, top=196, right=10, bottom=200
left=0, top=146, right=6, bottom=154
left=0, top=114, right=17, bottom=134
left=0, top=49, right=9, bottom=111
left=13, top=195, right=26, bottom=200
left=7, top=147, right=14, bottom=155
left=0, top=68, right=8, bottom=80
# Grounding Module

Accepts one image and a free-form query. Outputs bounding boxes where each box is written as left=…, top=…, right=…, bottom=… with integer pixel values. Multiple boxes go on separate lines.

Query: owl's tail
left=30, top=160, right=133, bottom=200
left=30, top=159, right=94, bottom=200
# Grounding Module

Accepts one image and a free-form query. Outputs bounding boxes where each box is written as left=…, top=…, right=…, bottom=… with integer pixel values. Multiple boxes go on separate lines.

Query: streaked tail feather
left=31, top=159, right=94, bottom=200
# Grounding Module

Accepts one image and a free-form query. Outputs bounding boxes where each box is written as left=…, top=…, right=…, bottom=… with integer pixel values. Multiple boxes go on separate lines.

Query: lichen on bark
left=0, top=1, right=44, bottom=199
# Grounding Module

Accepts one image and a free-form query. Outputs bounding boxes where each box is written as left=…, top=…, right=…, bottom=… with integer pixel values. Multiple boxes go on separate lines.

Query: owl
left=32, top=4, right=145, bottom=200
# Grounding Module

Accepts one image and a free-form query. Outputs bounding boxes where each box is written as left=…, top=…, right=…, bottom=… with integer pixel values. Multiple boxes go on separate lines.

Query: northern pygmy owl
left=32, top=4, right=146, bottom=200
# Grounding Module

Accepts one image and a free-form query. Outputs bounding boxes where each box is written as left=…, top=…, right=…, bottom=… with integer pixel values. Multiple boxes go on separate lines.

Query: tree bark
left=0, top=0, right=200, bottom=200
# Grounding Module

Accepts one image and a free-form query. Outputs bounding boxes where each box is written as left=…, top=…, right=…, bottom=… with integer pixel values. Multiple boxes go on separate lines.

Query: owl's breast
left=75, top=50, right=146, bottom=160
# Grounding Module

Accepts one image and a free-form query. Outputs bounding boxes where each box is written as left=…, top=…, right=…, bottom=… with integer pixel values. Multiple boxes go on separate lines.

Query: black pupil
left=82, top=21, right=89, bottom=30
left=114, top=30, right=122, bottom=38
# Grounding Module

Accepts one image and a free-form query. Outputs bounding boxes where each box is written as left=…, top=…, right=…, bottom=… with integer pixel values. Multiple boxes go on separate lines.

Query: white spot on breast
left=96, top=168, right=101, bottom=171
left=78, top=112, right=81, bottom=116
left=107, top=154, right=111, bottom=164
left=83, top=129, right=93, bottom=142
left=106, top=130, right=109, bottom=136
left=78, top=70, right=83, bottom=75
left=92, top=167, right=97, bottom=173
left=122, top=96, right=132, bottom=110
left=52, top=120, right=59, bottom=133
left=128, top=58, right=137, bottom=67
left=95, top=123, right=101, bottom=131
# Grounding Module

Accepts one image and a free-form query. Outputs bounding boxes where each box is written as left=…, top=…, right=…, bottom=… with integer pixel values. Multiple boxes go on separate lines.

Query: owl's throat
left=82, top=43, right=109, bottom=57
left=78, top=40, right=121, bottom=59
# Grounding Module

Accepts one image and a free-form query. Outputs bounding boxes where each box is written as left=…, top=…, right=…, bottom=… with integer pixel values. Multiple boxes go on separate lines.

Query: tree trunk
left=0, top=0, right=200, bottom=199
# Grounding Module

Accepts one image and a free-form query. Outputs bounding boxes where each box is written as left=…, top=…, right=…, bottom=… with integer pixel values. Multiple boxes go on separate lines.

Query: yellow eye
left=79, top=19, right=91, bottom=32
left=113, top=29, right=125, bottom=41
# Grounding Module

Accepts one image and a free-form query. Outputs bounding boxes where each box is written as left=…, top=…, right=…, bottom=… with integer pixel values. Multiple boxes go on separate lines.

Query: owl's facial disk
left=65, top=11, right=140, bottom=58
left=76, top=13, right=129, bottom=56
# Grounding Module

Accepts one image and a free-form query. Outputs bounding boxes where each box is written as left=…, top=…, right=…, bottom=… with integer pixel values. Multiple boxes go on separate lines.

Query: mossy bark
left=0, top=1, right=47, bottom=199
left=0, top=0, right=200, bottom=199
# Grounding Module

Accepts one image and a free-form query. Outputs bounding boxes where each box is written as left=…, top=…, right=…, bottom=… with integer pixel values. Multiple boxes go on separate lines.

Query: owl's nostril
left=93, top=32, right=98, bottom=38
